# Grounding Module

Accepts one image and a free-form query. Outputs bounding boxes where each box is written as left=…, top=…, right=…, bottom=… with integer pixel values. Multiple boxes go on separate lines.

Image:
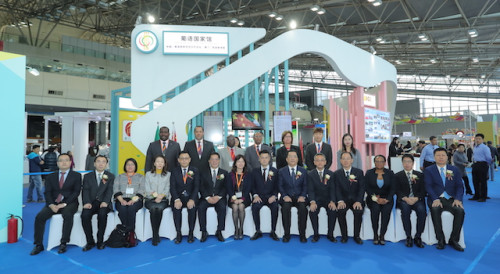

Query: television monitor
left=231, top=111, right=264, bottom=130
left=364, top=108, right=391, bottom=143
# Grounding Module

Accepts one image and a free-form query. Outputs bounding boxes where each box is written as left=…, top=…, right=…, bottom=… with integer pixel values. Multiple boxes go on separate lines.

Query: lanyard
left=236, top=173, right=244, bottom=190
left=127, top=173, right=135, bottom=185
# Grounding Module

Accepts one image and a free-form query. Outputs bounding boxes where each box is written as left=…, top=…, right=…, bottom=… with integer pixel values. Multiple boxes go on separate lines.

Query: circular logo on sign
left=135, top=31, right=158, bottom=53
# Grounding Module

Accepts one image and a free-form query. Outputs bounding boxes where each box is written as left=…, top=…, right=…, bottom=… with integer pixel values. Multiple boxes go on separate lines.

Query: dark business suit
left=81, top=171, right=115, bottom=245
left=278, top=166, right=308, bottom=237
left=395, top=170, right=426, bottom=238
left=245, top=144, right=272, bottom=171
left=307, top=169, right=336, bottom=237
left=198, top=168, right=228, bottom=232
left=184, top=139, right=215, bottom=175
left=170, top=166, right=200, bottom=233
left=305, top=142, right=333, bottom=171
left=334, top=167, right=365, bottom=239
left=145, top=140, right=181, bottom=172
left=365, top=168, right=395, bottom=238
left=34, top=170, right=82, bottom=246
left=276, top=145, right=303, bottom=169
left=424, top=164, right=465, bottom=244
left=251, top=166, right=279, bottom=232
left=228, top=172, right=252, bottom=207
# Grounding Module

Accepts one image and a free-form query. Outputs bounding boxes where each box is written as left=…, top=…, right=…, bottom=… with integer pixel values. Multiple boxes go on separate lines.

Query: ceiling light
left=310, top=5, right=320, bottom=12
left=446, top=74, right=450, bottom=79
left=289, top=20, right=297, bottom=29
left=376, top=36, right=383, bottom=42
left=275, top=15, right=283, bottom=21
left=230, top=18, right=238, bottom=23
left=468, top=29, right=478, bottom=38
left=27, top=66, right=40, bottom=76
left=147, top=14, right=155, bottom=23
left=317, top=8, right=326, bottom=15
left=373, top=0, right=382, bottom=6
left=370, top=46, right=377, bottom=55
left=395, top=60, right=401, bottom=64
left=268, top=12, right=277, bottom=18
left=430, top=58, right=436, bottom=64
left=237, top=20, right=244, bottom=26
left=418, top=33, right=428, bottom=41
left=481, top=74, right=486, bottom=79
left=472, top=57, right=479, bottom=63
left=367, top=0, right=376, bottom=2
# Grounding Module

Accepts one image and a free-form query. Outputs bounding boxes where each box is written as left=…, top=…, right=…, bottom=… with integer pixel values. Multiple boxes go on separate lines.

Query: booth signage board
left=273, top=111, right=292, bottom=142
left=365, top=108, right=391, bottom=143
left=163, top=31, right=229, bottom=55
left=364, top=93, right=377, bottom=108
left=403, top=131, right=412, bottom=137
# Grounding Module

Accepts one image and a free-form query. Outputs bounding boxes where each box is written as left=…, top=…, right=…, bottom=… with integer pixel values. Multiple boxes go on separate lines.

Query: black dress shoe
left=405, top=237, right=413, bottom=247
left=188, top=232, right=195, bottom=243
left=239, top=228, right=244, bottom=240
left=30, top=245, right=44, bottom=255
left=215, top=230, right=225, bottom=242
left=250, top=231, right=263, bottom=241
left=340, top=237, right=348, bottom=243
left=175, top=232, right=182, bottom=244
left=58, top=243, right=67, bottom=254
left=97, top=242, right=105, bottom=250
left=300, top=236, right=307, bottom=243
left=327, top=235, right=337, bottom=243
left=200, top=231, right=208, bottom=242
left=152, top=239, right=158, bottom=246
left=449, top=240, right=465, bottom=252
left=82, top=243, right=95, bottom=252
left=478, top=198, right=486, bottom=202
left=373, top=234, right=379, bottom=245
left=282, top=235, right=290, bottom=243
left=414, top=237, right=424, bottom=248
left=354, top=237, right=363, bottom=245
left=379, top=236, right=386, bottom=246
left=466, top=191, right=473, bottom=195
left=436, top=240, right=445, bottom=250
left=486, top=196, right=491, bottom=199
left=270, top=231, right=279, bottom=241
left=311, top=235, right=320, bottom=243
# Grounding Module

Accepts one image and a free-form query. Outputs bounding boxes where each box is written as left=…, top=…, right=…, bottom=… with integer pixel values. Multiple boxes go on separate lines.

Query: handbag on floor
left=106, top=224, right=130, bottom=248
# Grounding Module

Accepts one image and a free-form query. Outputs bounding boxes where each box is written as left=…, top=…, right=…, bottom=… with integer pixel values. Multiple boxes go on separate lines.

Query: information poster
left=364, top=108, right=391, bottom=143
left=273, top=111, right=292, bottom=142
left=204, top=111, right=224, bottom=145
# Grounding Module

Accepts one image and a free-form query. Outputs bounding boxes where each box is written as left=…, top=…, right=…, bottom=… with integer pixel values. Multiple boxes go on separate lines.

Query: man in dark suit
left=145, top=126, right=181, bottom=172
left=244, top=131, right=272, bottom=171
left=425, top=147, right=465, bottom=251
left=198, top=152, right=228, bottom=242
left=305, top=128, right=332, bottom=170
left=250, top=150, right=279, bottom=241
left=395, top=154, right=426, bottom=248
left=81, top=155, right=115, bottom=251
left=31, top=153, right=82, bottom=255
left=308, top=153, right=337, bottom=243
left=278, top=150, right=308, bottom=243
left=184, top=126, right=215, bottom=175
left=334, top=151, right=365, bottom=244
left=170, top=151, right=199, bottom=244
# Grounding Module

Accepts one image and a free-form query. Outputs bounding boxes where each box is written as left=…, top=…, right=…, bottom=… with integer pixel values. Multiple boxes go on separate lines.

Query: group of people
left=31, top=126, right=486, bottom=255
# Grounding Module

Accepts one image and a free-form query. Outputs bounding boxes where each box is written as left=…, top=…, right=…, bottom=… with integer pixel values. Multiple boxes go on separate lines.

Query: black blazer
left=307, top=169, right=336, bottom=204
left=395, top=170, right=426, bottom=202
left=227, top=172, right=252, bottom=202
left=145, top=140, right=181, bottom=172
left=170, top=166, right=200, bottom=202
left=305, top=143, right=333, bottom=171
left=365, top=168, right=396, bottom=202
left=333, top=167, right=365, bottom=203
left=250, top=166, right=279, bottom=200
left=44, top=170, right=82, bottom=206
left=200, top=168, right=228, bottom=199
left=184, top=139, right=215, bottom=175
left=276, top=145, right=303, bottom=169
left=82, top=170, right=115, bottom=208
left=278, top=166, right=308, bottom=199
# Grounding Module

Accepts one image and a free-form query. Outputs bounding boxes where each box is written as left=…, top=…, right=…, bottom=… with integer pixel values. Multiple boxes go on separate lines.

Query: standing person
left=487, top=141, right=498, bottom=181
left=234, top=137, right=242, bottom=148
left=170, top=151, right=199, bottom=244
left=420, top=136, right=439, bottom=171
left=453, top=144, right=473, bottom=195
left=81, top=155, right=115, bottom=251
left=424, top=148, right=465, bottom=251
left=466, top=143, right=473, bottom=162
left=113, top=158, right=145, bottom=239
left=41, top=146, right=58, bottom=173
left=145, top=126, right=181, bottom=172
left=403, top=141, right=413, bottom=153
left=228, top=155, right=252, bottom=240
left=334, top=151, right=365, bottom=244
left=388, top=137, right=403, bottom=169
left=395, top=154, right=426, bottom=248
left=85, top=146, right=98, bottom=171
left=244, top=131, right=272, bottom=171
left=27, top=145, right=45, bottom=203
left=30, top=154, right=82, bottom=255
left=305, top=128, right=333, bottom=171
left=365, top=155, right=395, bottom=245
left=276, top=130, right=303, bottom=169
left=471, top=134, right=492, bottom=202
left=198, top=152, right=228, bottom=242
left=336, top=133, right=362, bottom=169
left=308, top=153, right=337, bottom=243
left=183, top=126, right=215, bottom=175
left=250, top=150, right=279, bottom=241
left=144, top=155, right=171, bottom=246
left=219, top=135, right=245, bottom=172
left=279, top=150, right=308, bottom=243
left=416, top=140, right=426, bottom=154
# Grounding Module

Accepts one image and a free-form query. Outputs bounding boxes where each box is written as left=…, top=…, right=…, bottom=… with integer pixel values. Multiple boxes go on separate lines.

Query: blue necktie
left=440, top=167, right=450, bottom=199
left=317, top=143, right=321, bottom=153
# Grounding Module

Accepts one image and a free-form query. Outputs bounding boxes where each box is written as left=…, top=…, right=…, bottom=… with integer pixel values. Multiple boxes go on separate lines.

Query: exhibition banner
left=273, top=111, right=292, bottom=142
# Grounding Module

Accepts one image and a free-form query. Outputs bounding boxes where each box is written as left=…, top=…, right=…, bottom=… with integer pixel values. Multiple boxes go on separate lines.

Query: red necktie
left=230, top=148, right=235, bottom=161
left=56, top=172, right=65, bottom=203
left=197, top=141, right=202, bottom=157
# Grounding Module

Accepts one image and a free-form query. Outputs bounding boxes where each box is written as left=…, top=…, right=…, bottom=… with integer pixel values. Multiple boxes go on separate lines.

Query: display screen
left=231, top=111, right=264, bottom=130
left=364, top=108, right=391, bottom=143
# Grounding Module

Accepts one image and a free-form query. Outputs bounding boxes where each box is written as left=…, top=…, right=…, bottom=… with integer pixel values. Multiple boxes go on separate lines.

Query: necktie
left=346, top=171, right=350, bottom=178
left=440, top=167, right=450, bottom=199
left=291, top=168, right=296, bottom=182
left=212, top=169, right=217, bottom=186
left=319, top=171, right=323, bottom=180
left=183, top=169, right=187, bottom=177
left=162, top=141, right=167, bottom=152
left=407, top=172, right=414, bottom=197
left=197, top=141, right=202, bottom=157
left=230, top=148, right=235, bottom=161
left=56, top=172, right=65, bottom=203
left=317, top=143, right=321, bottom=153
left=257, top=145, right=260, bottom=153
left=262, top=168, right=267, bottom=181
left=98, top=173, right=102, bottom=186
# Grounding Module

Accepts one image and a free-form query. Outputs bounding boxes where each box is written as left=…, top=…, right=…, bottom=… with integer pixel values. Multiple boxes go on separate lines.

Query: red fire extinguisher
left=7, top=214, right=23, bottom=244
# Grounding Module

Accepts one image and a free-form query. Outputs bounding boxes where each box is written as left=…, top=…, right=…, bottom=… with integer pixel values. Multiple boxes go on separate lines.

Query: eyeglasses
left=179, top=157, right=190, bottom=160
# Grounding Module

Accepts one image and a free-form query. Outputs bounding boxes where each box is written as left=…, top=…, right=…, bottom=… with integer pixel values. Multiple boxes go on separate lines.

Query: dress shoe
left=188, top=232, right=195, bottom=243
left=58, top=243, right=67, bottom=254
left=200, top=231, right=208, bottom=242
left=282, top=235, right=290, bottom=243
left=270, top=231, right=279, bottom=241
left=379, top=236, right=386, bottom=246
left=216, top=230, right=225, bottom=242
left=300, top=236, right=307, bottom=243
left=373, top=234, right=379, bottom=245
left=468, top=196, right=478, bottom=201
left=466, top=191, right=473, bottom=195
left=414, top=237, right=424, bottom=248
left=30, top=245, right=44, bottom=255
left=449, top=240, right=465, bottom=252
left=27, top=199, right=34, bottom=203
left=354, top=237, right=363, bottom=245
left=405, top=237, right=413, bottom=247
left=97, top=242, right=105, bottom=250
left=82, top=243, right=95, bottom=252
left=340, top=237, right=348, bottom=243
left=37, top=199, right=45, bottom=203
left=478, top=198, right=486, bottom=202
left=239, top=228, right=244, bottom=240
left=250, top=231, right=263, bottom=241
left=327, top=235, right=337, bottom=243
left=311, top=234, right=320, bottom=243
left=175, top=232, right=182, bottom=244
left=152, top=239, right=158, bottom=246
left=486, top=196, right=491, bottom=199
left=436, top=240, right=445, bottom=250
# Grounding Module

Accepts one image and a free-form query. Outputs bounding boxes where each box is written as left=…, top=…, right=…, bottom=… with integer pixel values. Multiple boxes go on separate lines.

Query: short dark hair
left=94, top=155, right=108, bottom=163
left=194, top=126, right=204, bottom=131
left=340, top=151, right=353, bottom=159
left=259, top=150, right=270, bottom=156
left=487, top=141, right=492, bottom=145
left=401, top=154, right=414, bottom=162
left=123, top=158, right=138, bottom=173
left=32, top=145, right=40, bottom=150
left=374, top=154, right=386, bottom=162
left=314, top=153, right=326, bottom=160
left=433, top=147, right=447, bottom=155
left=475, top=133, right=484, bottom=139
left=58, top=153, right=70, bottom=160
left=286, top=149, right=298, bottom=158
left=178, top=151, right=190, bottom=158
left=209, top=152, right=220, bottom=159
left=313, top=128, right=323, bottom=134
left=430, top=136, right=437, bottom=141
left=418, top=140, right=426, bottom=145
left=457, top=144, right=465, bottom=148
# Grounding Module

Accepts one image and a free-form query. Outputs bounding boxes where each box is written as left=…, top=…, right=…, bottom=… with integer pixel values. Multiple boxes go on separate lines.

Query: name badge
left=236, top=191, right=242, bottom=198
left=228, top=161, right=234, bottom=167
left=126, top=187, right=134, bottom=195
